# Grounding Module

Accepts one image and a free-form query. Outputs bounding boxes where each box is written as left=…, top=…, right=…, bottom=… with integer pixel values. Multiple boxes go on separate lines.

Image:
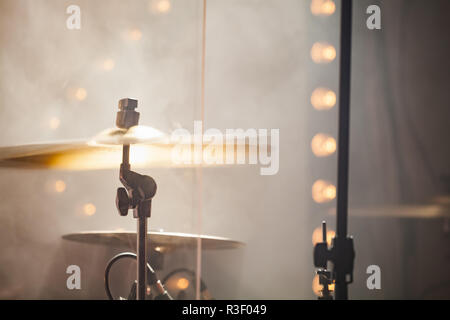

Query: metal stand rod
left=122, top=145, right=130, bottom=169
left=137, top=216, right=148, bottom=300
left=335, top=0, right=353, bottom=300
left=122, top=144, right=148, bottom=299
left=122, top=144, right=148, bottom=300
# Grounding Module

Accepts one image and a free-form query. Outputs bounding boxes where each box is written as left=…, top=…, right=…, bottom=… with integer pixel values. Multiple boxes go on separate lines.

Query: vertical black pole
left=122, top=145, right=130, bottom=170
left=137, top=216, right=148, bottom=300
left=122, top=144, right=147, bottom=300
left=335, top=0, right=353, bottom=300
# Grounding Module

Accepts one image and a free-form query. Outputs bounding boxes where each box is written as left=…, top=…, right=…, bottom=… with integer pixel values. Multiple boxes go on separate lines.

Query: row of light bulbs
left=310, top=0, right=337, bottom=203
left=310, top=0, right=337, bottom=297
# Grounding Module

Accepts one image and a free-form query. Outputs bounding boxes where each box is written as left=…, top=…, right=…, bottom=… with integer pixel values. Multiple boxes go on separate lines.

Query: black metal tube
left=122, top=144, right=130, bottom=170
left=335, top=0, right=353, bottom=300
left=121, top=143, right=146, bottom=300
left=336, top=0, right=352, bottom=238
left=322, top=221, right=327, bottom=243
left=137, top=217, right=148, bottom=300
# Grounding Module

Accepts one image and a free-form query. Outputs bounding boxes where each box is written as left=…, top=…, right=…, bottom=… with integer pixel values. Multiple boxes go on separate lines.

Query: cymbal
left=62, top=230, right=244, bottom=252
left=0, top=125, right=268, bottom=170
left=328, top=204, right=450, bottom=218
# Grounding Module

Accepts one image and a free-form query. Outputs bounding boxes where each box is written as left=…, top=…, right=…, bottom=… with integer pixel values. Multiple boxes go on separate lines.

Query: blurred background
left=0, top=0, right=449, bottom=299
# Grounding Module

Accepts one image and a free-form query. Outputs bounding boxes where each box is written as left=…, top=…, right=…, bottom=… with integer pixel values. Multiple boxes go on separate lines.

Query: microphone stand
left=313, top=0, right=355, bottom=300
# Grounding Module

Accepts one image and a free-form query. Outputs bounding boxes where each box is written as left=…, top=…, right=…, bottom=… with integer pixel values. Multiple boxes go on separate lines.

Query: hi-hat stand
left=313, top=0, right=355, bottom=300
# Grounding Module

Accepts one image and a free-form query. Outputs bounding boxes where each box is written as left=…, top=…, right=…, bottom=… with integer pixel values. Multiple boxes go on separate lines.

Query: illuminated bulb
left=176, top=277, right=190, bottom=290
left=312, top=227, right=336, bottom=246
left=322, top=1, right=336, bottom=15
left=329, top=282, right=335, bottom=292
left=75, top=88, right=87, bottom=101
left=323, top=46, right=336, bottom=60
left=149, top=0, right=171, bottom=14
left=311, top=0, right=336, bottom=16
left=312, top=274, right=322, bottom=296
left=312, top=274, right=335, bottom=297
left=157, top=0, right=171, bottom=13
left=311, top=87, right=336, bottom=110
left=83, top=203, right=96, bottom=216
left=311, top=42, right=336, bottom=63
left=49, top=117, right=60, bottom=130
left=128, top=28, right=142, bottom=41
left=102, top=59, right=115, bottom=71
left=311, top=133, right=336, bottom=157
left=312, top=180, right=336, bottom=203
left=54, top=180, right=66, bottom=193
left=327, top=229, right=336, bottom=244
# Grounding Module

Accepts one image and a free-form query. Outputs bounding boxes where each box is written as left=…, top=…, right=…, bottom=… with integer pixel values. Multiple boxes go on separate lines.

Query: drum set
left=0, top=97, right=255, bottom=300
left=0, top=97, right=449, bottom=300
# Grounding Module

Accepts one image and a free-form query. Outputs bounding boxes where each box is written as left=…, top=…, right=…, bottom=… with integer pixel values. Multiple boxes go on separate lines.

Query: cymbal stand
left=114, top=98, right=157, bottom=300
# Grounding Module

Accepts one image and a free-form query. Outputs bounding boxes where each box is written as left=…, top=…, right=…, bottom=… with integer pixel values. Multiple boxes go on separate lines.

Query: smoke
left=0, top=0, right=448, bottom=300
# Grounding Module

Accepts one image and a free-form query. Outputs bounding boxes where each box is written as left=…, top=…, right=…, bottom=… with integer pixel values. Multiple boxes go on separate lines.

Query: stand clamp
left=116, top=166, right=157, bottom=219
left=313, top=221, right=355, bottom=299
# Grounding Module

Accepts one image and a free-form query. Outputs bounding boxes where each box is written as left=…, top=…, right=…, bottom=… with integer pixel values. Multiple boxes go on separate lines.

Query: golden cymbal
left=92, top=125, right=169, bottom=145
left=328, top=204, right=450, bottom=218
left=62, top=230, right=244, bottom=252
left=0, top=125, right=267, bottom=170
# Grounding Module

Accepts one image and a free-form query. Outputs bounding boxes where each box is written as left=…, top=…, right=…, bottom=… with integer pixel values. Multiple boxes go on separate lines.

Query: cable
left=104, top=252, right=171, bottom=300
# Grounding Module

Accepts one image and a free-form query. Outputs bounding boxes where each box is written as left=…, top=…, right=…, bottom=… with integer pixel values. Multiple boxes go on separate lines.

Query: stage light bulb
left=176, top=277, right=190, bottom=290
left=312, top=274, right=321, bottom=296
left=75, top=88, right=87, bottom=101
left=149, top=0, right=171, bottom=14
left=328, top=282, right=335, bottom=292
left=311, top=0, right=336, bottom=16
left=54, top=180, right=66, bottom=193
left=157, top=0, right=171, bottom=13
left=311, top=133, right=336, bottom=157
left=128, top=28, right=142, bottom=41
left=312, top=180, right=336, bottom=203
left=49, top=117, right=60, bottom=130
left=311, top=42, right=336, bottom=64
left=102, top=59, right=115, bottom=71
left=83, top=203, right=96, bottom=216
left=311, top=88, right=336, bottom=110
left=312, top=227, right=335, bottom=246
left=323, top=47, right=336, bottom=60
left=312, top=274, right=334, bottom=297
left=324, top=91, right=336, bottom=106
